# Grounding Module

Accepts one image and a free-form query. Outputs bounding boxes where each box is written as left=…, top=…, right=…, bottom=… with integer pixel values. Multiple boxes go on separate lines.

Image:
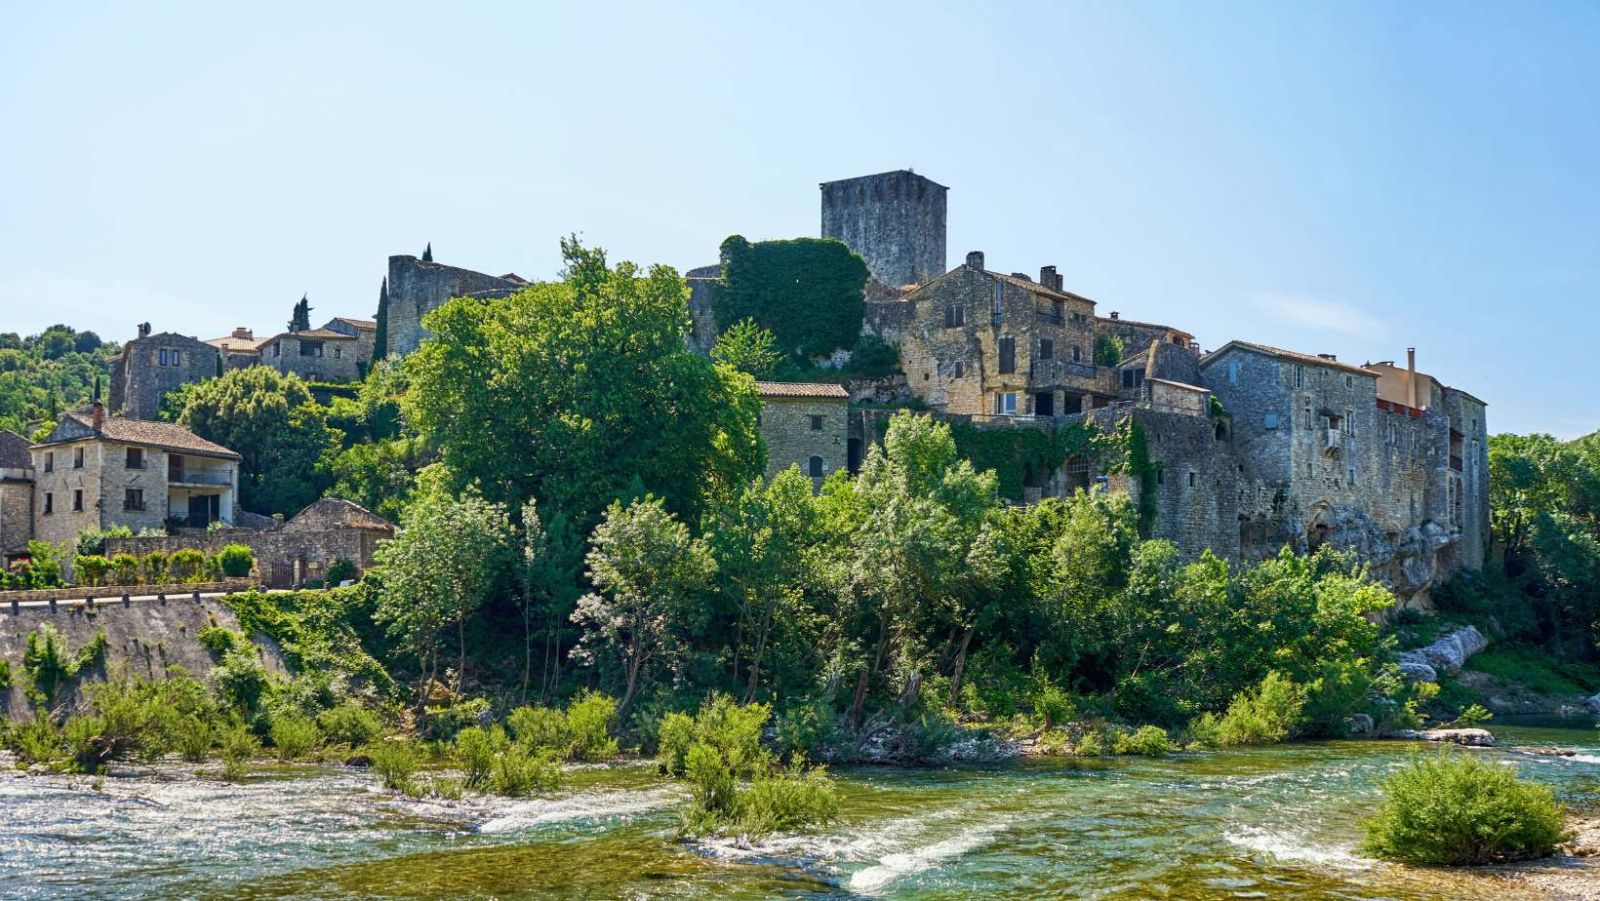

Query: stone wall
left=0, top=595, right=288, bottom=720
left=109, top=332, right=221, bottom=419
left=107, top=525, right=386, bottom=589
left=684, top=264, right=721, bottom=355
left=386, top=255, right=525, bottom=357
left=896, top=265, right=1112, bottom=417
left=261, top=333, right=362, bottom=382
left=758, top=395, right=849, bottom=486
left=1098, top=407, right=1240, bottom=560
left=821, top=171, right=947, bottom=288
left=0, top=475, right=33, bottom=559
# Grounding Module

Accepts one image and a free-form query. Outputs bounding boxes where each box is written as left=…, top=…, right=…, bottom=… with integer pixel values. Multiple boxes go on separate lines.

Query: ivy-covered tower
left=820, top=170, right=947, bottom=288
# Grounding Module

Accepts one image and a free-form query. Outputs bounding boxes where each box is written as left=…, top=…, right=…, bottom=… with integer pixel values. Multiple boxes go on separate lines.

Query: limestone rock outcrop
left=1399, top=625, right=1489, bottom=677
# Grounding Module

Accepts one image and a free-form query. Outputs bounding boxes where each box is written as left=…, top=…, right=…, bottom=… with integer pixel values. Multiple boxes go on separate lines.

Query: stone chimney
left=1109, top=311, right=1120, bottom=320
left=92, top=400, right=104, bottom=431
left=137, top=322, right=151, bottom=339
left=1406, top=347, right=1418, bottom=409
left=965, top=251, right=985, bottom=270
left=1318, top=353, right=1338, bottom=361
left=1039, top=265, right=1063, bottom=292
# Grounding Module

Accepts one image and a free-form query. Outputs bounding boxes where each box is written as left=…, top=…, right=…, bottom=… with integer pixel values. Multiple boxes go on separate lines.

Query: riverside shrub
left=269, top=714, right=319, bottom=761
left=1361, top=754, right=1567, bottom=865
left=1113, top=725, right=1173, bottom=758
left=564, top=691, right=619, bottom=761
left=368, top=740, right=421, bottom=792
left=507, top=705, right=568, bottom=753
left=1192, top=672, right=1306, bottom=746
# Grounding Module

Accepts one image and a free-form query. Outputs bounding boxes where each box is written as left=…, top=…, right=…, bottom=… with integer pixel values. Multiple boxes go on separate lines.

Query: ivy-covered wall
left=947, top=419, right=1101, bottom=502
left=712, top=236, right=869, bottom=362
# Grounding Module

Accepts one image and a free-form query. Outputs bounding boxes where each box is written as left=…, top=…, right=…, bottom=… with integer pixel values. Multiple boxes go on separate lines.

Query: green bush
left=269, top=714, right=319, bottom=761
left=564, top=690, right=619, bottom=761
left=324, top=557, right=358, bottom=585
left=730, top=765, right=841, bottom=837
left=1031, top=681, right=1076, bottom=729
left=9, top=717, right=64, bottom=767
left=367, top=739, right=422, bottom=792
left=174, top=716, right=214, bottom=762
left=657, top=711, right=696, bottom=775
left=22, top=624, right=107, bottom=707
left=659, top=694, right=768, bottom=777
left=219, top=721, right=258, bottom=780
left=1072, top=730, right=1107, bottom=757
left=197, top=624, right=242, bottom=657
left=317, top=702, right=385, bottom=747
left=1113, top=725, right=1174, bottom=758
left=0, top=659, right=10, bottom=693
left=454, top=724, right=509, bottom=789
left=421, top=696, right=491, bottom=742
left=210, top=645, right=271, bottom=716
left=73, top=554, right=109, bottom=587
left=1362, top=754, right=1568, bottom=865
left=1192, top=672, right=1306, bottom=747
left=108, top=553, right=140, bottom=586
left=507, top=705, right=568, bottom=753
left=489, top=747, right=562, bottom=797
left=143, top=551, right=169, bottom=585
left=169, top=548, right=208, bottom=583
left=216, top=544, right=254, bottom=579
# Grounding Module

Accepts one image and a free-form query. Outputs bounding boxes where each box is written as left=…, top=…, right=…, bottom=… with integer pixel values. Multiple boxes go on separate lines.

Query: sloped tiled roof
left=989, top=270, right=1097, bottom=306
left=1200, top=340, right=1376, bottom=377
left=755, top=381, right=849, bottom=399
left=40, top=412, right=241, bottom=460
left=271, top=328, right=357, bottom=342
left=1098, top=315, right=1196, bottom=340
left=284, top=497, right=394, bottom=532
left=207, top=334, right=270, bottom=351
left=328, top=317, right=377, bottom=330
left=0, top=430, right=33, bottom=469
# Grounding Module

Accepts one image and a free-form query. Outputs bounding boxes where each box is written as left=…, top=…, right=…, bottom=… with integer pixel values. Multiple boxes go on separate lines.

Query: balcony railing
left=168, top=467, right=233, bottom=486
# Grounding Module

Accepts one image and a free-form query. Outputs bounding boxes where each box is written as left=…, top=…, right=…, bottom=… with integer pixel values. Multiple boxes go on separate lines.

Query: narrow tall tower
left=820, top=170, right=947, bottom=287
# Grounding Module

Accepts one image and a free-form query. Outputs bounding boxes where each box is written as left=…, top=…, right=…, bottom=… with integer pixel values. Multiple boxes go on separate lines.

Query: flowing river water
left=3, top=723, right=1598, bottom=899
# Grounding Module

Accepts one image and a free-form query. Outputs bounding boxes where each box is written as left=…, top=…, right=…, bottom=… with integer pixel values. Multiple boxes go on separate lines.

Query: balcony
left=1325, top=428, right=1341, bottom=449
left=1450, top=455, right=1464, bottom=472
left=167, top=462, right=234, bottom=486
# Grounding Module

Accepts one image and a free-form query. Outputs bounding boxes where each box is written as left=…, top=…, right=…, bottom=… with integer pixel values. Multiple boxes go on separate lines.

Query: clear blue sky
left=3, top=2, right=1596, bottom=436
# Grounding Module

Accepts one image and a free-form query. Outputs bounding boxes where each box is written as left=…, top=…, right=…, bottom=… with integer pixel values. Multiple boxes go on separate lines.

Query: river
left=2, top=723, right=1597, bottom=899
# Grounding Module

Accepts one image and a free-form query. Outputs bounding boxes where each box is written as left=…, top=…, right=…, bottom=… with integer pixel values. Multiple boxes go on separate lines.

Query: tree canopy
left=712, top=236, right=869, bottom=362
left=401, top=237, right=763, bottom=530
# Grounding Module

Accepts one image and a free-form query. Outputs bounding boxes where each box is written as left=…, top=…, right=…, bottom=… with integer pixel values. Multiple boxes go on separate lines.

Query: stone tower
left=820, top=170, right=947, bottom=288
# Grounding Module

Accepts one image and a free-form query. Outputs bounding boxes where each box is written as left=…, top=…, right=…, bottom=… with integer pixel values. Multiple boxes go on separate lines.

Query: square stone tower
left=820, top=170, right=947, bottom=288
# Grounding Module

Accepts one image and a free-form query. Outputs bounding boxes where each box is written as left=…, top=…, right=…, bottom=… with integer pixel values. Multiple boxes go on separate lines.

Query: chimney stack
left=92, top=400, right=105, bottom=431
left=137, top=322, right=151, bottom=339
left=1109, top=311, right=1120, bottom=320
left=1040, top=265, right=1063, bottom=291
left=232, top=327, right=253, bottom=340
left=1406, top=347, right=1418, bottom=409
left=965, top=251, right=985, bottom=270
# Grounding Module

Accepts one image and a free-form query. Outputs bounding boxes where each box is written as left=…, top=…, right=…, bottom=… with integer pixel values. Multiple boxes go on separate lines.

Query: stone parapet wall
left=0, top=580, right=252, bottom=604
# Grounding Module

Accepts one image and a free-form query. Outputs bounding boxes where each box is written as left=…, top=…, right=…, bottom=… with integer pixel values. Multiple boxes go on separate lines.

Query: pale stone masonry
left=30, top=405, right=240, bottom=548
left=820, top=170, right=947, bottom=289
left=385, top=255, right=528, bottom=357
left=257, top=327, right=362, bottom=382
left=755, top=382, right=850, bottom=487
left=0, top=431, right=34, bottom=563
left=108, top=325, right=223, bottom=419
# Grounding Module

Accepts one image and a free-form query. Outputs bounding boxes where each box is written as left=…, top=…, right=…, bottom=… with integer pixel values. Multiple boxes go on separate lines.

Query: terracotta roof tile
left=329, top=317, right=377, bottom=330
left=755, top=381, right=849, bottom=399
left=41, top=413, right=241, bottom=460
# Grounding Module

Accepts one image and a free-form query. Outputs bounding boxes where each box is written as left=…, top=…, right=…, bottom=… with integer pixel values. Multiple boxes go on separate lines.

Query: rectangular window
left=1344, top=409, right=1355, bottom=435
left=952, top=360, right=965, bottom=378
left=808, top=414, right=823, bottom=431
left=1072, top=345, right=1082, bottom=362
left=997, top=337, right=1016, bottom=374
left=73, top=447, right=84, bottom=469
left=808, top=456, right=824, bottom=478
left=124, top=488, right=144, bottom=511
left=1348, top=467, right=1356, bottom=486
left=1039, top=339, right=1054, bottom=361
left=1188, top=472, right=1197, bottom=487
left=44, top=452, right=53, bottom=473
left=944, top=305, right=965, bottom=328
left=994, top=392, right=1018, bottom=416
left=992, top=283, right=1003, bottom=324
left=1264, top=412, right=1278, bottom=429
left=159, top=348, right=169, bottom=366
left=333, top=346, right=342, bottom=359
left=1302, top=406, right=1312, bottom=429
left=43, top=492, right=53, bottom=514
left=1294, top=365, right=1305, bottom=388
left=1051, top=300, right=1064, bottom=323
left=1228, top=360, right=1240, bottom=384
left=1345, top=375, right=1354, bottom=388
left=73, top=489, right=83, bottom=512
left=126, top=447, right=144, bottom=469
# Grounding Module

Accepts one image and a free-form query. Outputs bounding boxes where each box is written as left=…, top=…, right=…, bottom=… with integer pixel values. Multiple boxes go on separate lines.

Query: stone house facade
left=106, top=497, right=393, bottom=588
left=322, top=317, right=378, bottom=369
left=259, top=328, right=362, bottom=382
left=755, top=382, right=850, bottom=487
left=107, top=325, right=223, bottom=419
left=30, top=405, right=240, bottom=548
left=894, top=254, right=1116, bottom=419
left=208, top=327, right=270, bottom=370
left=0, top=431, right=34, bottom=563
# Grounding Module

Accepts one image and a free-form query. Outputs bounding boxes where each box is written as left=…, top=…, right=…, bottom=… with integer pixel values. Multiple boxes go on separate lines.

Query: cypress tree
left=288, top=295, right=312, bottom=332
left=422, top=242, right=433, bottom=262
left=373, top=277, right=389, bottom=362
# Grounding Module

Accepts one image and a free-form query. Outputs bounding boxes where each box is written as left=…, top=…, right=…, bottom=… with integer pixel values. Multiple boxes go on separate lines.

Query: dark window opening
left=124, top=488, right=144, bottom=511
left=43, top=492, right=53, bottom=514
left=1062, top=394, right=1084, bottom=415
left=1065, top=455, right=1091, bottom=491
left=73, top=447, right=84, bottom=469
left=808, top=455, right=824, bottom=478
left=944, top=305, right=965, bottom=328
left=1039, top=339, right=1053, bottom=361
left=952, top=360, right=965, bottom=378
left=1034, top=392, right=1055, bottom=417
left=73, top=489, right=83, bottom=512
left=847, top=437, right=862, bottom=475
left=125, top=447, right=144, bottom=469
left=997, top=337, right=1016, bottom=374
left=809, top=414, right=823, bottom=431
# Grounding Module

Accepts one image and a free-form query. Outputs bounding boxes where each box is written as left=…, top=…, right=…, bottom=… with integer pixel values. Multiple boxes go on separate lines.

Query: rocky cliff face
left=1259, top=505, right=1457, bottom=607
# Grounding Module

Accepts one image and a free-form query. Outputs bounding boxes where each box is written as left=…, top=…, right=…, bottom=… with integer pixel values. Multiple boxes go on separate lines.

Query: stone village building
left=108, top=324, right=223, bottom=419
left=30, top=403, right=242, bottom=546
left=0, top=431, right=34, bottom=564
left=351, top=168, right=1489, bottom=605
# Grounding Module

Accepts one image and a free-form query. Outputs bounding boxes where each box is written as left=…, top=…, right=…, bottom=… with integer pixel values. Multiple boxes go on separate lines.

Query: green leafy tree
left=569, top=496, right=715, bottom=717
left=171, top=367, right=339, bottom=515
left=288, top=295, right=312, bottom=333
left=402, top=237, right=763, bottom=530
left=374, top=490, right=514, bottom=695
left=711, top=318, right=783, bottom=379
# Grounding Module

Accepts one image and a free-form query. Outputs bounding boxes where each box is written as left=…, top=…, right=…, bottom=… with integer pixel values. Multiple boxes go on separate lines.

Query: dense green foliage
left=403, top=237, right=762, bottom=531
left=712, top=235, right=869, bottom=362
left=947, top=419, right=1099, bottom=502
left=1361, top=753, right=1568, bottom=865
left=0, top=325, right=116, bottom=435
left=168, top=366, right=337, bottom=516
